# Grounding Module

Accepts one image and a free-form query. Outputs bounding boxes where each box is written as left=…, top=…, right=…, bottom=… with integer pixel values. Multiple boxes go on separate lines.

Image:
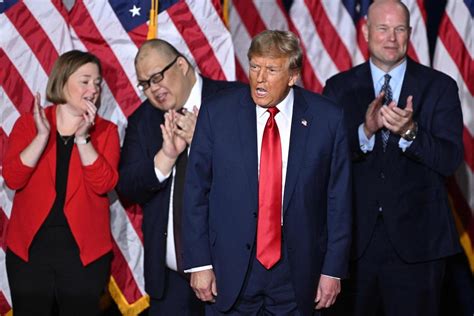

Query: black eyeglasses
left=137, top=56, right=180, bottom=91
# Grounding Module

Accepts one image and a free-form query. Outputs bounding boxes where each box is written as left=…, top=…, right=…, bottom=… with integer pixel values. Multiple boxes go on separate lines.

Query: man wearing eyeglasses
left=117, top=39, right=239, bottom=316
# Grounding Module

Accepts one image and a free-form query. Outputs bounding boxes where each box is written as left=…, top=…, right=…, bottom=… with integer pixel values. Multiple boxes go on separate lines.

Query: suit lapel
left=283, top=88, right=311, bottom=214
left=238, top=91, right=259, bottom=205
left=385, top=58, right=421, bottom=157
left=355, top=63, right=376, bottom=116
left=398, top=59, right=421, bottom=114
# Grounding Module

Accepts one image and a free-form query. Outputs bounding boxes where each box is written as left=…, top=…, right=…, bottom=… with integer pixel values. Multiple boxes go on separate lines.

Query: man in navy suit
left=183, top=30, right=352, bottom=315
left=323, top=1, right=463, bottom=315
left=117, top=39, right=238, bottom=315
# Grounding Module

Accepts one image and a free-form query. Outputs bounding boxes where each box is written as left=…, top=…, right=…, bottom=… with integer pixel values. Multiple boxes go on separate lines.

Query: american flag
left=0, top=0, right=234, bottom=315
left=433, top=0, right=474, bottom=275
left=229, top=0, right=429, bottom=91
left=0, top=1, right=472, bottom=315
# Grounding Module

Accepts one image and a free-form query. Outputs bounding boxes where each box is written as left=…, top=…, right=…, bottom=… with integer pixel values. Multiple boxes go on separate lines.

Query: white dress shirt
left=359, top=59, right=413, bottom=153
left=154, top=72, right=202, bottom=271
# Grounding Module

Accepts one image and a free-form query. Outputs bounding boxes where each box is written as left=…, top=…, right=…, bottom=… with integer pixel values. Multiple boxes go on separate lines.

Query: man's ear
left=177, top=56, right=190, bottom=75
left=288, top=70, right=299, bottom=87
left=362, top=23, right=369, bottom=43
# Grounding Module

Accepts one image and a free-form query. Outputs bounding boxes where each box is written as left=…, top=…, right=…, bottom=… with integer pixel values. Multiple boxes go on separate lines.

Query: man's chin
left=150, top=100, right=175, bottom=111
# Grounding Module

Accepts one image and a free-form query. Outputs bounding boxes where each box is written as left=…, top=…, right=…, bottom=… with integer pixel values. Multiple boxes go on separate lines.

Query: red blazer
left=3, top=105, right=120, bottom=266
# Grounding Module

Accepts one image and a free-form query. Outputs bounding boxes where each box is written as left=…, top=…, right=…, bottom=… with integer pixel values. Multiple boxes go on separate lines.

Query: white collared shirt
left=154, top=72, right=202, bottom=271
left=256, top=89, right=294, bottom=222
left=359, top=59, right=413, bottom=152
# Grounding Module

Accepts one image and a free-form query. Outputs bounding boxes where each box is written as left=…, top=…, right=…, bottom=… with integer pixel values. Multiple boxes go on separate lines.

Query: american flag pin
left=301, top=119, right=308, bottom=127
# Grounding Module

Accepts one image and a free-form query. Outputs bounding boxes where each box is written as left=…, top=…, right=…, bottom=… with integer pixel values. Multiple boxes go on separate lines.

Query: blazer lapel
left=46, top=106, right=57, bottom=186
left=283, top=88, right=311, bottom=214
left=238, top=91, right=259, bottom=206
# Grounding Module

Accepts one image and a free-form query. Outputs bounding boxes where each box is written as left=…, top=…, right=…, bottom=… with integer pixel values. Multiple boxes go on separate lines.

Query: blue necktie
left=381, top=74, right=392, bottom=151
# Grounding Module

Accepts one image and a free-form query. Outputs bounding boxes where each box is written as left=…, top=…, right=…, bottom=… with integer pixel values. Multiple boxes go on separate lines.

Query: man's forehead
left=250, top=55, right=289, bottom=65
left=136, top=52, right=166, bottom=74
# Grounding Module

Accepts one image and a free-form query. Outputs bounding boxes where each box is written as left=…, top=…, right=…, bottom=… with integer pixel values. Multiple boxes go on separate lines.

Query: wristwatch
left=74, top=135, right=91, bottom=145
left=401, top=122, right=418, bottom=141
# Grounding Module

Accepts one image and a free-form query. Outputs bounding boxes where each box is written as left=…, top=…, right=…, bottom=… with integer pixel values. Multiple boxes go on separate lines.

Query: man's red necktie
left=256, top=107, right=282, bottom=269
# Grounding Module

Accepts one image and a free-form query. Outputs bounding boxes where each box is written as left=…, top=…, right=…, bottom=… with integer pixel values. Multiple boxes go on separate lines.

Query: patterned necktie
left=256, top=107, right=282, bottom=269
left=381, top=74, right=393, bottom=151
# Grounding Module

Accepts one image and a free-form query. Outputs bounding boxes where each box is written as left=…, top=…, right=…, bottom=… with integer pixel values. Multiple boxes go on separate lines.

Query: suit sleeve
left=3, top=115, right=37, bottom=190
left=322, top=110, right=352, bottom=278
left=403, top=77, right=463, bottom=176
left=82, top=123, right=120, bottom=195
left=183, top=102, right=213, bottom=269
left=117, top=114, right=168, bottom=205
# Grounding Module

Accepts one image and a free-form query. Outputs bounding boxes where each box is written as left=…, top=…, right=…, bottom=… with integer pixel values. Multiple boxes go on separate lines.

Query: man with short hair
left=183, top=30, right=352, bottom=316
left=323, top=1, right=463, bottom=315
left=117, top=39, right=238, bottom=315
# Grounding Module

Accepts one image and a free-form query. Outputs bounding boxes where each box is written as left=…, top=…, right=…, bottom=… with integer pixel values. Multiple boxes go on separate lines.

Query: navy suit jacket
left=323, top=58, right=463, bottom=262
left=117, top=76, right=239, bottom=300
left=183, top=85, right=352, bottom=315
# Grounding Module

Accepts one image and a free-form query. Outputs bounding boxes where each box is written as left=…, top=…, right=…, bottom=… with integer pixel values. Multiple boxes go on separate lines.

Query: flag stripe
left=0, top=269, right=11, bottom=314
left=0, top=51, right=35, bottom=114
left=0, top=208, right=8, bottom=251
left=304, top=0, right=352, bottom=72
left=0, top=15, right=50, bottom=106
left=232, top=0, right=266, bottom=36
left=23, top=0, right=72, bottom=54
left=464, top=128, right=474, bottom=173
left=187, top=0, right=235, bottom=80
left=438, top=15, right=474, bottom=95
left=290, top=1, right=333, bottom=90
left=448, top=177, right=474, bottom=244
left=321, top=1, right=365, bottom=66
left=167, top=2, right=226, bottom=80
left=69, top=1, right=142, bottom=117
left=79, top=1, right=142, bottom=99
left=109, top=238, right=144, bottom=304
left=4, top=1, right=58, bottom=74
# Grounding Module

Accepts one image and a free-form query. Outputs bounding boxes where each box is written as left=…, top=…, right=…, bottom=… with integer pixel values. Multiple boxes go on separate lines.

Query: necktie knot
left=267, top=107, right=279, bottom=118
left=266, top=107, right=279, bottom=128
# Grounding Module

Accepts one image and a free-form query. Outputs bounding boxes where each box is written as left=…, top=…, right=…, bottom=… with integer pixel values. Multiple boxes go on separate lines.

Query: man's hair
left=46, top=50, right=102, bottom=104
left=135, top=39, right=190, bottom=67
left=247, top=30, right=302, bottom=70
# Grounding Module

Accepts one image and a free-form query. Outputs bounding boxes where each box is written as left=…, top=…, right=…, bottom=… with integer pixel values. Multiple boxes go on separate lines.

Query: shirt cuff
left=184, top=265, right=213, bottom=273
left=358, top=124, right=375, bottom=153
left=321, top=274, right=340, bottom=280
left=154, top=167, right=172, bottom=183
left=398, top=137, right=413, bottom=152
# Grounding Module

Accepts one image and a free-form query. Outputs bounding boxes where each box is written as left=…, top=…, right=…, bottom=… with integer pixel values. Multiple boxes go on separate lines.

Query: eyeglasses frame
left=137, top=55, right=181, bottom=91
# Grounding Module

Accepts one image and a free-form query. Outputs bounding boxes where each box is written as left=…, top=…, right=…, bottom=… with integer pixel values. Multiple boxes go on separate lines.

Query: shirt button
left=378, top=206, right=383, bottom=212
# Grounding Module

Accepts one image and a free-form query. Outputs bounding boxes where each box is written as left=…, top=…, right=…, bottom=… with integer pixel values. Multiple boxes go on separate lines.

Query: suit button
left=380, top=172, right=385, bottom=179
left=378, top=206, right=383, bottom=212
left=253, top=212, right=257, bottom=218
left=246, top=243, right=251, bottom=250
